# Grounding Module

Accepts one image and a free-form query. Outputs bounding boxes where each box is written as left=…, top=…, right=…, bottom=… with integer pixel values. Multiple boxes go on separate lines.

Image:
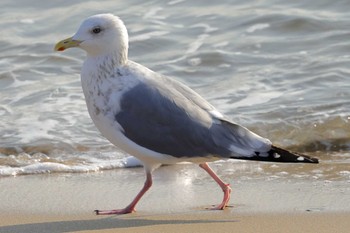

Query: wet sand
left=0, top=164, right=349, bottom=232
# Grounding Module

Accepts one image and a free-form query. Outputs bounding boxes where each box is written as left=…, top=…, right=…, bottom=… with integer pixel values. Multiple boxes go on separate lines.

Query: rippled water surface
left=0, top=0, right=349, bottom=178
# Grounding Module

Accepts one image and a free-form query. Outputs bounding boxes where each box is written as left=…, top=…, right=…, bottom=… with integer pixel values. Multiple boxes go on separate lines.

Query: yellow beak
left=54, top=37, right=82, bottom=51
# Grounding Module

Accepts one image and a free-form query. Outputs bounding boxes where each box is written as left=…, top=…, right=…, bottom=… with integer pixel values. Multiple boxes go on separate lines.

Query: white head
left=55, top=14, right=129, bottom=64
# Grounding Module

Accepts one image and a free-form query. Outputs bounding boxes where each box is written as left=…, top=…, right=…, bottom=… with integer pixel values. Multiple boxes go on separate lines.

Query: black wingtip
left=270, top=145, right=319, bottom=164
left=232, top=145, right=319, bottom=163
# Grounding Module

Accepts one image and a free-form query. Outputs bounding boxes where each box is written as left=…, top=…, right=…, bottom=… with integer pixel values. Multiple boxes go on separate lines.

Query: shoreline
left=1, top=165, right=349, bottom=214
left=0, top=165, right=349, bottom=232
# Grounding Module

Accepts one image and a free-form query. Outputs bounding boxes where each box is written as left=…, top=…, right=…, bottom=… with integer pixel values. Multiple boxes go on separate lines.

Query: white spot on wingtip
left=273, top=153, right=281, bottom=159
left=297, top=156, right=305, bottom=161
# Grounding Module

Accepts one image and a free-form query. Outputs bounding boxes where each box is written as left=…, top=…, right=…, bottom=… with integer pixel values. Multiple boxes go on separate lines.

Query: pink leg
left=199, top=163, right=232, bottom=210
left=95, top=169, right=153, bottom=215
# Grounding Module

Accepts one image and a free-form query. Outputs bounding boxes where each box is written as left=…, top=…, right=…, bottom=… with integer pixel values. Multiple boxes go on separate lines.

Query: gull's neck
left=83, top=50, right=127, bottom=80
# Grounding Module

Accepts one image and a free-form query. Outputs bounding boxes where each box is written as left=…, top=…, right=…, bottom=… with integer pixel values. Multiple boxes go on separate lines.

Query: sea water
left=0, top=0, right=349, bottom=181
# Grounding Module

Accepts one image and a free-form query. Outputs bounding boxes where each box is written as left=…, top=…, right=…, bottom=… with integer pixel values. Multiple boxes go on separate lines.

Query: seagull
left=54, top=13, right=318, bottom=215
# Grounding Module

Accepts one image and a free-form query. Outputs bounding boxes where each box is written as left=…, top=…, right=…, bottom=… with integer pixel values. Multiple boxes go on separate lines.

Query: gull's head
left=55, top=13, right=128, bottom=61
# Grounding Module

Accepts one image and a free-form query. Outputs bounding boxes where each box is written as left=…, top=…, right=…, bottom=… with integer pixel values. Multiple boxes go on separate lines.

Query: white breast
left=80, top=58, right=181, bottom=170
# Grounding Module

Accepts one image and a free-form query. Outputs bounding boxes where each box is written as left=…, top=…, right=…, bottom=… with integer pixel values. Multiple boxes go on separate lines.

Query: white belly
left=80, top=61, right=217, bottom=169
left=82, top=78, right=181, bottom=170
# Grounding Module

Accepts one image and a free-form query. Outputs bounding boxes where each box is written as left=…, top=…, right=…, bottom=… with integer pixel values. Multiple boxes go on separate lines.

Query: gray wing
left=115, top=73, right=271, bottom=158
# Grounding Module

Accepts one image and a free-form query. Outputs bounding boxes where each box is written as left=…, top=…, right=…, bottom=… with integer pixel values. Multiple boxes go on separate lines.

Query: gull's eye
left=92, top=27, right=102, bottom=34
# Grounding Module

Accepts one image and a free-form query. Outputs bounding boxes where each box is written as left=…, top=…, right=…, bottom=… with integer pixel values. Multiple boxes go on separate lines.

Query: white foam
left=0, top=154, right=143, bottom=177
left=190, top=23, right=218, bottom=33
left=232, top=91, right=282, bottom=108
left=19, top=18, right=35, bottom=24
left=143, top=7, right=165, bottom=19
left=168, top=0, right=185, bottom=5
left=186, top=34, right=209, bottom=54
left=246, top=23, right=270, bottom=33
left=129, top=31, right=169, bottom=42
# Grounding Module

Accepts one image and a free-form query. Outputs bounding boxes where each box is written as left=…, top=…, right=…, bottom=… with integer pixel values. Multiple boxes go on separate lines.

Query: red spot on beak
left=58, top=47, right=65, bottom=51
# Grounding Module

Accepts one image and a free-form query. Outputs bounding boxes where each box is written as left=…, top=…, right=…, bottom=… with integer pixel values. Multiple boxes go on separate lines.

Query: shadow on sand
left=0, top=215, right=237, bottom=233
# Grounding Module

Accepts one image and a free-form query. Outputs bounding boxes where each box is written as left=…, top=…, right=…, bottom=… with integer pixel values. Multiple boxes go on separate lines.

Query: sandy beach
left=0, top=165, right=349, bottom=233
left=1, top=211, right=350, bottom=233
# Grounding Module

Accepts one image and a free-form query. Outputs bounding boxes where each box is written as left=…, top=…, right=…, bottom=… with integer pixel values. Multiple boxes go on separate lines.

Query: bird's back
left=113, top=61, right=272, bottom=160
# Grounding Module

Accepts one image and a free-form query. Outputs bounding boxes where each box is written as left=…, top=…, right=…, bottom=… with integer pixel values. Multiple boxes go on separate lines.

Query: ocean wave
left=0, top=150, right=143, bottom=177
left=1, top=0, right=350, bottom=178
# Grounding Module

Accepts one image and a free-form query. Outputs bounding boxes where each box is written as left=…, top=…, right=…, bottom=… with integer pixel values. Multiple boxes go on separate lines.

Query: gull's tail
left=217, top=119, right=319, bottom=164
left=240, top=145, right=319, bottom=163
